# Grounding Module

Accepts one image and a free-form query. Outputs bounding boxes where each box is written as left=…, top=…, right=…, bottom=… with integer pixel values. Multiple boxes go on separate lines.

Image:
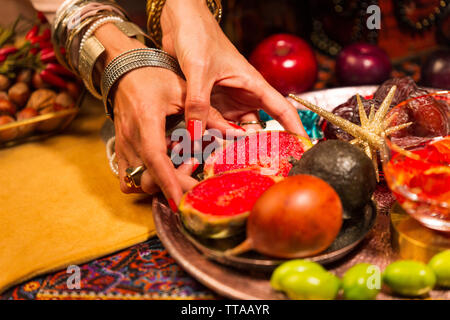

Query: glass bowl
left=381, top=90, right=450, bottom=232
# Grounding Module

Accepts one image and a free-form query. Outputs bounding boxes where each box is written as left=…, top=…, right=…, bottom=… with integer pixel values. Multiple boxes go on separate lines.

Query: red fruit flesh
left=179, top=170, right=278, bottom=239
left=185, top=170, right=276, bottom=216
left=204, top=131, right=311, bottom=178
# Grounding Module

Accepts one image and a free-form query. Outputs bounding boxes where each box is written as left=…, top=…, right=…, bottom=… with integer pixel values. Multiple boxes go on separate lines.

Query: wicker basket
left=0, top=90, right=84, bottom=147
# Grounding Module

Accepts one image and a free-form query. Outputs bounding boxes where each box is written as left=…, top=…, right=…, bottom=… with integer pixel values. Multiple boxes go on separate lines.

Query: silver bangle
left=101, top=48, right=184, bottom=119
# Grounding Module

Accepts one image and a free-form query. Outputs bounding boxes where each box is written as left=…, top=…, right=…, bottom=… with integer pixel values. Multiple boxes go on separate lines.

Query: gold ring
left=124, top=165, right=145, bottom=188
left=238, top=120, right=267, bottom=129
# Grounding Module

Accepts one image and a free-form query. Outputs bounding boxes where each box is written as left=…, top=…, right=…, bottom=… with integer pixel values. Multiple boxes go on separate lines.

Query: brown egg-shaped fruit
left=248, top=174, right=343, bottom=258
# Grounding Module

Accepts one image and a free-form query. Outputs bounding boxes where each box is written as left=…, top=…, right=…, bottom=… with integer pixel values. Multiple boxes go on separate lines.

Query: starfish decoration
left=289, top=85, right=412, bottom=180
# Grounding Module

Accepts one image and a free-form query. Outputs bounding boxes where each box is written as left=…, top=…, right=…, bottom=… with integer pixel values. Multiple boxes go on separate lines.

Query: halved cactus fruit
left=203, top=131, right=312, bottom=178
left=179, top=170, right=279, bottom=239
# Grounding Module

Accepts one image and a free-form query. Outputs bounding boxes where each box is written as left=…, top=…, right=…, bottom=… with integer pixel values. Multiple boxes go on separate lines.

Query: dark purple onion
left=421, top=49, right=450, bottom=90
left=336, top=43, right=392, bottom=86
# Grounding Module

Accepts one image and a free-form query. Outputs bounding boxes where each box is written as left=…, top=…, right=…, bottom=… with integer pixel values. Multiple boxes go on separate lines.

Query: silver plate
left=178, top=202, right=376, bottom=271
left=153, top=86, right=380, bottom=299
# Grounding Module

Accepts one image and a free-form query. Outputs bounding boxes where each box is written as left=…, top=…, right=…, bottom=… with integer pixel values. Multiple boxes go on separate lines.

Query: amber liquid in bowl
left=384, top=136, right=450, bottom=232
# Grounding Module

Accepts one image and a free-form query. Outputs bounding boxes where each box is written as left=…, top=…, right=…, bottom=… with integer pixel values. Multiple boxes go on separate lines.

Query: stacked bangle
left=78, top=19, right=149, bottom=98
left=51, top=0, right=128, bottom=72
left=52, top=0, right=153, bottom=99
left=101, top=48, right=183, bottom=119
left=79, top=16, right=124, bottom=56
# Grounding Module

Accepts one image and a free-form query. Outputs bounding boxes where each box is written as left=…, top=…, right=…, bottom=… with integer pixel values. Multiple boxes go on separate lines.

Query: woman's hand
left=95, top=23, right=245, bottom=205
left=161, top=0, right=308, bottom=137
left=95, top=23, right=201, bottom=207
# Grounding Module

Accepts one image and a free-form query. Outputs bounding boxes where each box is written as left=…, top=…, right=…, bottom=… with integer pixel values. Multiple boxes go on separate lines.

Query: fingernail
left=228, top=122, right=246, bottom=131
left=168, top=198, right=178, bottom=212
left=187, top=119, right=203, bottom=141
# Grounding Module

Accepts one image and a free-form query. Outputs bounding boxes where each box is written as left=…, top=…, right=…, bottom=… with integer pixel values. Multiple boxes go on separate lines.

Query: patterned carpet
left=0, top=238, right=216, bottom=300
left=0, top=54, right=426, bottom=300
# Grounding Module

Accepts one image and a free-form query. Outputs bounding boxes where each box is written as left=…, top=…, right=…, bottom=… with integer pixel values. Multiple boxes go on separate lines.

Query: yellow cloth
left=0, top=95, right=156, bottom=293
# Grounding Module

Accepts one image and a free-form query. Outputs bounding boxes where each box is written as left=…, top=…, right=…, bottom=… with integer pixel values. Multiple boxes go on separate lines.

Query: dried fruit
left=16, top=69, right=32, bottom=84
left=54, top=91, right=75, bottom=109
left=31, top=72, right=47, bottom=89
left=373, top=77, right=426, bottom=107
left=388, top=93, right=449, bottom=139
left=0, top=74, right=10, bottom=91
left=226, top=175, right=342, bottom=258
left=204, top=131, right=312, bottom=178
left=0, top=115, right=18, bottom=141
left=16, top=107, right=38, bottom=137
left=179, top=170, right=278, bottom=239
left=0, top=98, right=16, bottom=116
left=26, top=88, right=56, bottom=111
left=36, top=105, right=63, bottom=132
left=323, top=77, right=449, bottom=148
left=289, top=140, right=377, bottom=214
left=8, top=82, right=30, bottom=107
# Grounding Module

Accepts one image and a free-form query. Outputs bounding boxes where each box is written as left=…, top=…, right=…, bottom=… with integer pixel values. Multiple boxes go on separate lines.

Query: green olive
left=383, top=260, right=436, bottom=297
left=279, top=271, right=341, bottom=300
left=428, top=250, right=450, bottom=288
left=270, top=259, right=326, bottom=291
left=342, top=263, right=380, bottom=300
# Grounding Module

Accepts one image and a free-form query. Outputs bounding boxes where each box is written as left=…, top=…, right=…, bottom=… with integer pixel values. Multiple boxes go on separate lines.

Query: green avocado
left=289, top=140, right=376, bottom=215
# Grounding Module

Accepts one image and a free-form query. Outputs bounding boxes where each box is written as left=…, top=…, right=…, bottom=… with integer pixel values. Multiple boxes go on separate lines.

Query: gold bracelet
left=146, top=0, right=222, bottom=48
left=78, top=20, right=150, bottom=98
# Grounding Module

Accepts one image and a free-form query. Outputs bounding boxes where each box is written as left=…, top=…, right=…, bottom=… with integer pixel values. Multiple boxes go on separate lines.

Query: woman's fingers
left=254, top=80, right=308, bottom=138
left=237, top=112, right=263, bottom=132
left=139, top=158, right=200, bottom=196
left=176, top=158, right=201, bottom=191
left=184, top=70, right=214, bottom=140
left=206, top=106, right=246, bottom=136
left=115, top=124, right=145, bottom=193
left=139, top=113, right=184, bottom=206
left=116, top=154, right=144, bottom=194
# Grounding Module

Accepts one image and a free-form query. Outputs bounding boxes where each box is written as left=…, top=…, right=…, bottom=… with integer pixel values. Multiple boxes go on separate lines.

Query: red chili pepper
left=25, top=25, right=39, bottom=40
left=0, top=55, right=6, bottom=63
left=0, top=46, right=18, bottom=56
left=40, top=47, right=53, bottom=55
left=40, top=28, right=51, bottom=41
left=40, top=49, right=56, bottom=63
left=44, top=63, right=74, bottom=77
left=28, top=36, right=39, bottom=44
left=39, top=69, right=67, bottom=89
left=37, top=11, right=47, bottom=24
left=30, top=47, right=39, bottom=55
left=38, top=41, right=53, bottom=50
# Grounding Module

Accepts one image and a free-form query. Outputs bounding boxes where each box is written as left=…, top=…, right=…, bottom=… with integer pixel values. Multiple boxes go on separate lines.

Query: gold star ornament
left=289, top=85, right=412, bottom=180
